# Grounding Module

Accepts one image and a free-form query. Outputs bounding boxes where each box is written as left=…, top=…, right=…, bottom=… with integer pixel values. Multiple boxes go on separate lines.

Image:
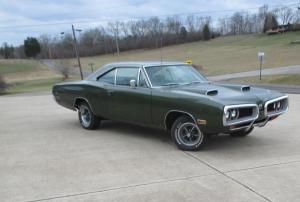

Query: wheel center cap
left=187, top=133, right=191, bottom=138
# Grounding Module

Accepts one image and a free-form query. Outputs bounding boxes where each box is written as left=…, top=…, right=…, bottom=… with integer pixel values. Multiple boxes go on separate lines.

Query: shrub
left=202, top=24, right=211, bottom=41
left=0, top=75, right=8, bottom=93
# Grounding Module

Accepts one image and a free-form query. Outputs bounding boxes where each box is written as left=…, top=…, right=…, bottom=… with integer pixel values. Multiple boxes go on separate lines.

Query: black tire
left=78, top=102, right=100, bottom=130
left=230, top=126, right=254, bottom=137
left=171, top=116, right=207, bottom=151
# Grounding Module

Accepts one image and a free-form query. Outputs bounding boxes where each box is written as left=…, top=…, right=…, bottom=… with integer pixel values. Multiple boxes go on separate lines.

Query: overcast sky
left=0, top=0, right=298, bottom=45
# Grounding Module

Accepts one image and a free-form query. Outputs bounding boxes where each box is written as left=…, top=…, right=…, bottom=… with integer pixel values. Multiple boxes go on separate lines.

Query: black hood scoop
left=206, top=89, right=218, bottom=96
left=241, top=86, right=251, bottom=92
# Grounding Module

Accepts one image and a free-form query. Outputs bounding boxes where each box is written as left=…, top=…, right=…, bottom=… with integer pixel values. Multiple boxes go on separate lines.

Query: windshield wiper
left=160, top=83, right=182, bottom=86
left=185, top=81, right=209, bottom=85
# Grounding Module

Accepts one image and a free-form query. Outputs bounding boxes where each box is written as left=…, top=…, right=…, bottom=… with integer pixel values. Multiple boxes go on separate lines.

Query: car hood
left=169, top=82, right=284, bottom=106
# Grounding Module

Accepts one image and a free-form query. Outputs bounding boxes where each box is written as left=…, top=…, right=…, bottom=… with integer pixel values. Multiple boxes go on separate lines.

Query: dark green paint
left=52, top=62, right=286, bottom=134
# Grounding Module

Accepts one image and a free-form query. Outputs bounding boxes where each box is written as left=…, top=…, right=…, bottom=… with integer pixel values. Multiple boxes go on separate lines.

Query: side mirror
left=129, top=79, right=136, bottom=88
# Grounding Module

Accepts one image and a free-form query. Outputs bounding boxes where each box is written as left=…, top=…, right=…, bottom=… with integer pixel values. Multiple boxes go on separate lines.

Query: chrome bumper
left=227, top=96, right=288, bottom=131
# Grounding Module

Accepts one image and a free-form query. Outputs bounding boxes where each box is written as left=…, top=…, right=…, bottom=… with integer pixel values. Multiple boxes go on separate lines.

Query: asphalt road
left=208, top=65, right=300, bottom=81
left=1, top=93, right=300, bottom=202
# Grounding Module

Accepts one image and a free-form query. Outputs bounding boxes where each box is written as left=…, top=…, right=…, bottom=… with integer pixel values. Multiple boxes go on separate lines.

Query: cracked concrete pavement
left=0, top=93, right=299, bottom=202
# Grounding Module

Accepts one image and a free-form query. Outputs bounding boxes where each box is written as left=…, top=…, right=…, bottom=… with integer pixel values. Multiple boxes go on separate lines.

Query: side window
left=116, top=67, right=139, bottom=86
left=139, top=71, right=148, bottom=88
left=98, top=69, right=116, bottom=84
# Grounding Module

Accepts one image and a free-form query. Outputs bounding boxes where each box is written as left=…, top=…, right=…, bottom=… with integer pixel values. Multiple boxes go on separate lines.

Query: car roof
left=87, top=61, right=189, bottom=80
left=104, top=61, right=187, bottom=68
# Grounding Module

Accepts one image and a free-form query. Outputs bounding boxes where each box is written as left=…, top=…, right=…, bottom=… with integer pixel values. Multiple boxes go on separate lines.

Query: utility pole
left=115, top=32, right=120, bottom=58
left=89, top=63, right=95, bottom=73
left=160, top=37, right=163, bottom=63
left=72, top=24, right=83, bottom=80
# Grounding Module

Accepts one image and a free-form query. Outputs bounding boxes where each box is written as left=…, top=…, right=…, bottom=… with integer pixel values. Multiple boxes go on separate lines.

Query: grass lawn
left=0, top=59, right=69, bottom=95
left=2, top=32, right=300, bottom=95
left=59, top=31, right=300, bottom=76
left=5, top=77, right=63, bottom=94
left=0, top=59, right=44, bottom=74
left=226, top=74, right=300, bottom=85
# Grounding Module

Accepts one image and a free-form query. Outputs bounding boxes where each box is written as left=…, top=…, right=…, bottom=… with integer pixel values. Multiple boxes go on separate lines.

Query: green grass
left=227, top=74, right=300, bottom=85
left=1, top=32, right=300, bottom=95
left=0, top=59, right=46, bottom=74
left=5, top=77, right=63, bottom=94
left=60, top=31, right=300, bottom=76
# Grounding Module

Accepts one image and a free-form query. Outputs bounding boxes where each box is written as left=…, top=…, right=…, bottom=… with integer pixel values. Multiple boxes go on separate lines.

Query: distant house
left=266, top=23, right=300, bottom=35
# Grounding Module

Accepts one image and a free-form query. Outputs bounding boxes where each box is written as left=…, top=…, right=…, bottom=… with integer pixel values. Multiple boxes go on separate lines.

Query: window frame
left=138, top=68, right=150, bottom=88
left=97, top=68, right=117, bottom=85
left=97, top=66, right=151, bottom=88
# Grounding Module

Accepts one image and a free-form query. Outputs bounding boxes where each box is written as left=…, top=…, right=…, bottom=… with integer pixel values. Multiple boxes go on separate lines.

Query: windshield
left=145, top=65, right=208, bottom=87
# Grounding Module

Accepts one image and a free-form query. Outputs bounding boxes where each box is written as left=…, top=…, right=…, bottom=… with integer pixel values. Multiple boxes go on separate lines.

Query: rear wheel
left=171, top=116, right=207, bottom=151
left=230, top=126, right=254, bottom=137
left=78, top=102, right=100, bottom=129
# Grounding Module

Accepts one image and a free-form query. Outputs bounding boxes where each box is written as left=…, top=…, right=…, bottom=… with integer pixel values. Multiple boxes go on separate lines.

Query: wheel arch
left=164, top=110, right=196, bottom=131
left=73, top=97, right=96, bottom=114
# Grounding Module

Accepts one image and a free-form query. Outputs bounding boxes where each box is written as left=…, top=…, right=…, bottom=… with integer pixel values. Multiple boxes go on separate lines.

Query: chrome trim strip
left=264, top=95, right=289, bottom=117
left=229, top=124, right=251, bottom=131
left=142, top=66, right=153, bottom=88
left=73, top=97, right=96, bottom=114
left=138, top=68, right=151, bottom=88
left=114, top=68, right=118, bottom=85
left=164, top=110, right=196, bottom=130
left=223, top=104, right=259, bottom=126
left=253, top=117, right=270, bottom=127
left=137, top=68, right=141, bottom=86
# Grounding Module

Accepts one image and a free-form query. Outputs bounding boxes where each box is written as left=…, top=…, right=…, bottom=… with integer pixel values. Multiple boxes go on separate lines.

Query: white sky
left=0, top=0, right=298, bottom=45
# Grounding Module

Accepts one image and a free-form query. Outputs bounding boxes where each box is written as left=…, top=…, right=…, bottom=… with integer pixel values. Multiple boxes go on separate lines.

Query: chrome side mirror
left=129, top=79, right=136, bottom=88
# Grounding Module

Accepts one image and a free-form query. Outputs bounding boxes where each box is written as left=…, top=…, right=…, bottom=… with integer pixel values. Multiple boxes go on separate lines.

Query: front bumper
left=225, top=95, right=288, bottom=132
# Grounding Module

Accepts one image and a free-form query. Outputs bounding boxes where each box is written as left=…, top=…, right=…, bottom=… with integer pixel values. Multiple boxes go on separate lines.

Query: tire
left=171, top=116, right=207, bottom=151
left=230, top=126, right=254, bottom=137
left=78, top=102, right=100, bottom=130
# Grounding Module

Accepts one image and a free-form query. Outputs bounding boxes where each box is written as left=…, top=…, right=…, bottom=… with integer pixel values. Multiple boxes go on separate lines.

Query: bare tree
left=108, top=21, right=121, bottom=55
left=186, top=15, right=195, bottom=33
left=274, top=6, right=293, bottom=25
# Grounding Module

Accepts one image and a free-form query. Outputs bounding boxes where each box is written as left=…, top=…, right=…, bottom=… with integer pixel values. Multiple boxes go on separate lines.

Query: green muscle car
left=52, top=61, right=288, bottom=151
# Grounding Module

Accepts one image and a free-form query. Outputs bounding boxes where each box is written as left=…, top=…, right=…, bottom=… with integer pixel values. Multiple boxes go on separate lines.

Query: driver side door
left=107, top=67, right=152, bottom=125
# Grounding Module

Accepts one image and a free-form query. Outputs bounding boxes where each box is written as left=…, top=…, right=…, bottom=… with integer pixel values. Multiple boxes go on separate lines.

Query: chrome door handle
left=107, top=90, right=114, bottom=96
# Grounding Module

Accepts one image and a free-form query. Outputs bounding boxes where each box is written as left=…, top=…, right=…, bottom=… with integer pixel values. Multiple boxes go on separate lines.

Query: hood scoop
left=206, top=89, right=218, bottom=96
left=241, top=86, right=251, bottom=92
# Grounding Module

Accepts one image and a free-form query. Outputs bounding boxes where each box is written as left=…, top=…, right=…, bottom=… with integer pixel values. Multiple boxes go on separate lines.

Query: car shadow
left=69, top=120, right=270, bottom=152
left=98, top=120, right=172, bottom=143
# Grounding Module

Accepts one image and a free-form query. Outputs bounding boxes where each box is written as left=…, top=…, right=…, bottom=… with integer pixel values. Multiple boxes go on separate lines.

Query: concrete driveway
left=1, top=93, right=300, bottom=202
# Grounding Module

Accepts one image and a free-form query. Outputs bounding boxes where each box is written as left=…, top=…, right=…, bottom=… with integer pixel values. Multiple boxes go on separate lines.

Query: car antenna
left=160, top=37, right=163, bottom=65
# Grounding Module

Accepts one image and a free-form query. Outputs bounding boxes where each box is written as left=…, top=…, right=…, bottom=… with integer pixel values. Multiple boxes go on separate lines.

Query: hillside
left=1, top=32, right=300, bottom=94
left=62, top=31, right=300, bottom=76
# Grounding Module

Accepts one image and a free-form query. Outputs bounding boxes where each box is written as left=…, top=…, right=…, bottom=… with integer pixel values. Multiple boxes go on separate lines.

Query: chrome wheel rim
left=177, top=122, right=203, bottom=147
left=79, top=105, right=91, bottom=127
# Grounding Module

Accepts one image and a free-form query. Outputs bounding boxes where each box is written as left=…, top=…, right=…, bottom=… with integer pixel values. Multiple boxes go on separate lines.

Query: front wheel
left=78, top=102, right=100, bottom=129
left=171, top=116, right=207, bottom=151
left=230, top=126, right=254, bottom=137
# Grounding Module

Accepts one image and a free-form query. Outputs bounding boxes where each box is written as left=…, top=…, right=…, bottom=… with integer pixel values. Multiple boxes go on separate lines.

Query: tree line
left=1, top=4, right=300, bottom=59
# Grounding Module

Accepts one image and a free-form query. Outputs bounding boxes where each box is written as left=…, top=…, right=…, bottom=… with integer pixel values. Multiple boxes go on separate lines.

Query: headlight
left=225, top=110, right=230, bottom=119
left=277, top=101, right=281, bottom=109
left=273, top=102, right=277, bottom=110
left=231, top=109, right=238, bottom=119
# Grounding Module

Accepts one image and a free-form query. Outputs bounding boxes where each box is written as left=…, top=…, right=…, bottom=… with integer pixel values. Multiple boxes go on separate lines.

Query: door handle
left=107, top=90, right=114, bottom=96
